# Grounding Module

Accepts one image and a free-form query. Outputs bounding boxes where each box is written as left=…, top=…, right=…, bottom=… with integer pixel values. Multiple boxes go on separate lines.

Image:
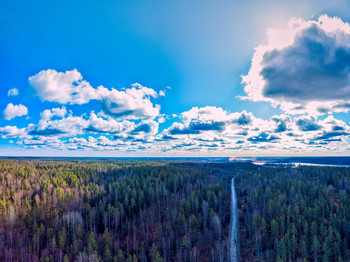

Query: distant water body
left=252, top=161, right=350, bottom=167
left=292, top=162, right=350, bottom=167
left=230, top=156, right=350, bottom=167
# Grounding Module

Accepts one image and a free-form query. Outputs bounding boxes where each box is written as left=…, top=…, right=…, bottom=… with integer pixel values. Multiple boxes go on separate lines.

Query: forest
left=237, top=165, right=350, bottom=262
left=0, top=159, right=234, bottom=262
left=0, top=158, right=349, bottom=262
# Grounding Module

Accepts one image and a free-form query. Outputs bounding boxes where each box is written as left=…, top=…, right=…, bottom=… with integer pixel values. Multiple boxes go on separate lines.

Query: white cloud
left=3, top=59, right=350, bottom=154
left=100, top=83, right=160, bottom=119
left=3, top=103, right=28, bottom=120
left=270, top=115, right=292, bottom=132
left=29, top=69, right=97, bottom=104
left=295, top=115, right=321, bottom=131
left=0, top=126, right=28, bottom=139
left=24, top=107, right=158, bottom=145
left=166, top=107, right=264, bottom=137
left=131, top=120, right=159, bottom=136
left=31, top=115, right=89, bottom=136
left=158, top=106, right=350, bottom=154
left=242, top=15, right=350, bottom=115
left=157, top=116, right=166, bottom=123
left=40, top=107, right=67, bottom=122
left=7, top=88, right=19, bottom=97
left=29, top=69, right=160, bottom=119
left=1, top=105, right=350, bottom=154
left=86, top=112, right=134, bottom=134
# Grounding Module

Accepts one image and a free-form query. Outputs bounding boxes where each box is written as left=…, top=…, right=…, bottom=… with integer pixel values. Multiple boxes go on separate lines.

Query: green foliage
left=238, top=165, right=350, bottom=261
left=0, top=157, right=231, bottom=261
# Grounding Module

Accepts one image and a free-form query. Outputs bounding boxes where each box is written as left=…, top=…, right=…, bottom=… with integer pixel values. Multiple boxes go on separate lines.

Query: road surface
left=229, top=177, right=239, bottom=262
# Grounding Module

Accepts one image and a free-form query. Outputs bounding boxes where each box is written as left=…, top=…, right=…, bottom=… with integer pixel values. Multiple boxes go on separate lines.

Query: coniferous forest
left=237, top=165, right=350, bottom=262
left=0, top=159, right=232, bottom=262
left=0, top=158, right=349, bottom=262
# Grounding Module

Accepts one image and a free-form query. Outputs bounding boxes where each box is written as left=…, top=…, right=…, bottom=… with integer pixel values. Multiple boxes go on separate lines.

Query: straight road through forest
left=229, top=177, right=239, bottom=262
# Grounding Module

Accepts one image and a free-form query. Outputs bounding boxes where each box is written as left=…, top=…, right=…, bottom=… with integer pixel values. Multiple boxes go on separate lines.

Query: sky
left=1, top=0, right=350, bottom=156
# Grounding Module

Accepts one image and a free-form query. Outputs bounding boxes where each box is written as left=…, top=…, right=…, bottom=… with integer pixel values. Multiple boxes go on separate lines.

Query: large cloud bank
left=2, top=102, right=350, bottom=154
left=242, top=15, right=350, bottom=114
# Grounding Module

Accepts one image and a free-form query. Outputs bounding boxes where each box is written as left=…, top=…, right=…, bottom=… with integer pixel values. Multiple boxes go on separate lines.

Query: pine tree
left=154, top=252, right=163, bottom=262
left=139, top=243, right=146, bottom=262
left=181, top=235, right=191, bottom=250
left=299, top=239, right=308, bottom=258
left=149, top=243, right=158, bottom=260
left=290, top=234, right=297, bottom=260
left=322, top=241, right=330, bottom=262
left=117, top=249, right=125, bottom=262
left=51, top=236, right=57, bottom=249
left=277, top=238, right=287, bottom=261
left=58, top=229, right=66, bottom=250
left=271, top=219, right=279, bottom=249
left=104, top=246, right=113, bottom=262
left=87, top=232, right=98, bottom=254
left=312, top=235, right=320, bottom=262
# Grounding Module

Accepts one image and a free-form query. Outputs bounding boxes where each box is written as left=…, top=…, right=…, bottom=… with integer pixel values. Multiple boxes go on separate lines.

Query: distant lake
left=230, top=156, right=350, bottom=167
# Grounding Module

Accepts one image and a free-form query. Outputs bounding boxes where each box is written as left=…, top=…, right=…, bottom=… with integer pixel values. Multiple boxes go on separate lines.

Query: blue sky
left=1, top=0, right=350, bottom=156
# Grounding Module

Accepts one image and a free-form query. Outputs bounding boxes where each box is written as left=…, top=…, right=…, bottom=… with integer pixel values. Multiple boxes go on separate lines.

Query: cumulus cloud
left=30, top=115, right=89, bottom=137
left=29, top=69, right=160, bottom=119
left=131, top=121, right=158, bottom=135
left=295, top=115, right=321, bottom=131
left=271, top=115, right=291, bottom=132
left=165, top=107, right=272, bottom=140
left=242, top=15, right=350, bottom=114
left=247, top=132, right=280, bottom=143
left=3, top=103, right=28, bottom=120
left=3, top=106, right=350, bottom=154
left=162, top=107, right=273, bottom=153
left=3, top=54, right=350, bottom=154
left=311, top=115, right=350, bottom=142
left=100, top=83, right=160, bottom=119
left=40, top=107, right=67, bottom=122
left=157, top=115, right=166, bottom=123
left=7, top=88, right=19, bottom=97
left=0, top=126, right=28, bottom=139
left=16, top=106, right=159, bottom=151
left=232, top=111, right=253, bottom=125
left=169, top=121, right=225, bottom=135
left=28, top=128, right=66, bottom=136
left=167, top=107, right=229, bottom=136
left=85, top=112, right=134, bottom=134
left=29, top=69, right=98, bottom=104
left=156, top=106, right=350, bottom=153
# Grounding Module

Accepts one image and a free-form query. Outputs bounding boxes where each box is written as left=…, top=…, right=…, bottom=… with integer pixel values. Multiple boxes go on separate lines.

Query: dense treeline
left=0, top=159, right=231, bottom=262
left=237, top=166, right=350, bottom=262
